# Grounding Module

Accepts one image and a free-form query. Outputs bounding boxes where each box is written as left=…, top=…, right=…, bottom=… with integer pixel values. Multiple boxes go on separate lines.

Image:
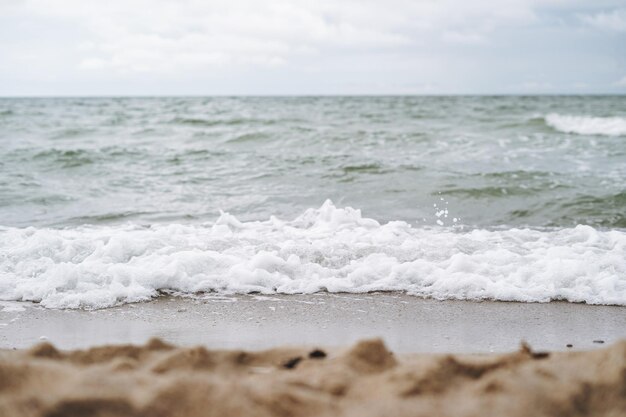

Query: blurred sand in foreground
left=1, top=338, right=625, bottom=417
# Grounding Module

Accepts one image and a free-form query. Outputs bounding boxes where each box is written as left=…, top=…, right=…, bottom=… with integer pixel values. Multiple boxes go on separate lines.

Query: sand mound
left=1, top=338, right=625, bottom=417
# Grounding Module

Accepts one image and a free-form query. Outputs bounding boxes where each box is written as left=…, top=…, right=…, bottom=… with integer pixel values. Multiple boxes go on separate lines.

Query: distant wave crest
left=1, top=201, right=625, bottom=309
left=545, top=114, right=626, bottom=136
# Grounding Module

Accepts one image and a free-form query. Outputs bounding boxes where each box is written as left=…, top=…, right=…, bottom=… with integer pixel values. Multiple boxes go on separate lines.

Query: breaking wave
left=545, top=114, right=626, bottom=136
left=1, top=201, right=625, bottom=309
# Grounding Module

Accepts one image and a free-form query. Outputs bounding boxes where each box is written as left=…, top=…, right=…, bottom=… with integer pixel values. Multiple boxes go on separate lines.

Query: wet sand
left=2, top=293, right=625, bottom=352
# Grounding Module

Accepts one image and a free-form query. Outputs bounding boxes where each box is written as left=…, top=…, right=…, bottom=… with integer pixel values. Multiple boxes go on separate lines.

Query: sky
left=0, top=0, right=625, bottom=96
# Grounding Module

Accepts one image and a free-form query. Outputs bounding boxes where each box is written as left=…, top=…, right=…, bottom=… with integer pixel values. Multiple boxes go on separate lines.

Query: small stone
left=283, top=356, right=303, bottom=369
left=308, top=349, right=327, bottom=359
left=531, top=351, right=550, bottom=359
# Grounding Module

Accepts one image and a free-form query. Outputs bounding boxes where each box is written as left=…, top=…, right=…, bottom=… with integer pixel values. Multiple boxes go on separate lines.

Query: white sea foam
left=545, top=114, right=626, bottom=136
left=1, top=201, right=625, bottom=309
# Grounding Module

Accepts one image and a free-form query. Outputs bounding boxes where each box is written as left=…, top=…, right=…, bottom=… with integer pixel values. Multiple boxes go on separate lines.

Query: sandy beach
left=2, top=294, right=626, bottom=415
left=1, top=335, right=625, bottom=416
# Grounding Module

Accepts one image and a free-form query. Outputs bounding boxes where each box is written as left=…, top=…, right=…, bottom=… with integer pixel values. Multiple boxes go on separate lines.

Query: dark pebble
left=283, top=356, right=303, bottom=369
left=531, top=352, right=550, bottom=359
left=592, top=340, right=605, bottom=344
left=308, top=349, right=327, bottom=359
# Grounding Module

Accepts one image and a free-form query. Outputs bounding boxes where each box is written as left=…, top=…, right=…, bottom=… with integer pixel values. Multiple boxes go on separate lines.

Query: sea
left=0, top=96, right=624, bottom=309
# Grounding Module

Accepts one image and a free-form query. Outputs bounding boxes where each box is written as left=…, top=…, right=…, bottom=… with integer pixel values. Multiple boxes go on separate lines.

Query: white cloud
left=616, top=75, right=626, bottom=87
left=442, top=31, right=487, bottom=45
left=78, top=58, right=108, bottom=70
left=14, top=0, right=542, bottom=75
left=580, top=8, right=626, bottom=32
left=2, top=0, right=625, bottom=94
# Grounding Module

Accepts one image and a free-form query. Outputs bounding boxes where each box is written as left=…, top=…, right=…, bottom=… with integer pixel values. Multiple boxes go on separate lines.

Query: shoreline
left=2, top=293, right=625, bottom=353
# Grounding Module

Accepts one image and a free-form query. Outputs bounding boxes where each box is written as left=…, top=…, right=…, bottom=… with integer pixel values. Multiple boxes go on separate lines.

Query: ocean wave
left=1, top=201, right=625, bottom=309
left=169, top=117, right=277, bottom=127
left=545, top=114, right=626, bottom=136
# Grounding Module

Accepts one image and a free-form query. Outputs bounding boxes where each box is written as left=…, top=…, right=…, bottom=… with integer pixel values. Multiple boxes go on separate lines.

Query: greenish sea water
left=1, top=96, right=624, bottom=229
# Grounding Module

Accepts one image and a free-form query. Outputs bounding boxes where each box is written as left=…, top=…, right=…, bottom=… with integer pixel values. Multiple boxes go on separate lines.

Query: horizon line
left=1, top=93, right=625, bottom=99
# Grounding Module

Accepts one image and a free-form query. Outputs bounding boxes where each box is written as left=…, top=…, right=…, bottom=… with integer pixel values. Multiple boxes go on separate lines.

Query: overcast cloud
left=0, top=0, right=625, bottom=95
